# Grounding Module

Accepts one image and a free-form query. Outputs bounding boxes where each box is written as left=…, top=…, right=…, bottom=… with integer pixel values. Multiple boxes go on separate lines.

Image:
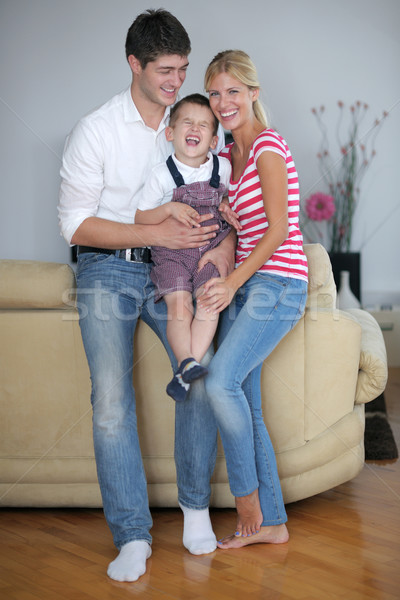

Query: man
left=58, top=9, right=234, bottom=583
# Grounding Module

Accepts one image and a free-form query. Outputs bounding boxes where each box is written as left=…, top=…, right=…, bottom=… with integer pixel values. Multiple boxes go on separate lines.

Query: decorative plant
left=301, top=101, right=388, bottom=253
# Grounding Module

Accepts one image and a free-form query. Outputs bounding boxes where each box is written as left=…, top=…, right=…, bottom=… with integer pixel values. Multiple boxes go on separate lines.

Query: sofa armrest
left=346, top=308, right=388, bottom=404
left=0, top=260, right=76, bottom=309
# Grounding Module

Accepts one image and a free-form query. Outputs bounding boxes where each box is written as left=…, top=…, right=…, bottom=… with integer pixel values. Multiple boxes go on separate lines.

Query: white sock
left=107, top=540, right=152, bottom=582
left=179, top=502, right=217, bottom=555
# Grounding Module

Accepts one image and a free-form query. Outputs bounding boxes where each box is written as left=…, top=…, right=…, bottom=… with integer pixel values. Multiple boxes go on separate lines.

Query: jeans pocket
left=77, top=252, right=114, bottom=269
left=289, top=282, right=308, bottom=327
left=76, top=253, right=116, bottom=287
left=254, top=272, right=289, bottom=288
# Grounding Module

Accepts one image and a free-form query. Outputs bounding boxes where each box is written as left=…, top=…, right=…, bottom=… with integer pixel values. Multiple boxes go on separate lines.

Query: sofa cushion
left=0, top=260, right=76, bottom=309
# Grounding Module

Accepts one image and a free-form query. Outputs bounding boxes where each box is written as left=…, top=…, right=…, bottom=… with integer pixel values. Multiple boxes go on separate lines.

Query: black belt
left=78, top=246, right=152, bottom=263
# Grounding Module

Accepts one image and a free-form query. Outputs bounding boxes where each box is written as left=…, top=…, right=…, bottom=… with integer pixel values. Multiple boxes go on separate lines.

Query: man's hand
left=157, top=214, right=218, bottom=249
left=197, top=228, right=236, bottom=277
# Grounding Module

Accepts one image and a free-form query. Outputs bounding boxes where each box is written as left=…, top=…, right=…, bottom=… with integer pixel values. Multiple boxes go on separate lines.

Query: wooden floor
left=1, top=369, right=399, bottom=600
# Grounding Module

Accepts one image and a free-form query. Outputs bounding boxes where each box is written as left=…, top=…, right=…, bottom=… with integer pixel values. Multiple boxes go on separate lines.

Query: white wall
left=1, top=0, right=399, bottom=305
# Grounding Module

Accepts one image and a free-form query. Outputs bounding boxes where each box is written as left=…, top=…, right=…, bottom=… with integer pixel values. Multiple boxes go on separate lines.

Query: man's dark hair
left=170, top=94, right=219, bottom=135
left=125, top=9, right=191, bottom=67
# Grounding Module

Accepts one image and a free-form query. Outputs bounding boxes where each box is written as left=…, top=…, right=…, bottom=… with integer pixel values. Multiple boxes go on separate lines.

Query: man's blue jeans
left=76, top=252, right=218, bottom=549
left=205, top=272, right=308, bottom=526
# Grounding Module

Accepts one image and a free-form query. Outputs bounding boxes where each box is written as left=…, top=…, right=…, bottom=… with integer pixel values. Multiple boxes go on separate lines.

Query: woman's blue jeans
left=76, top=252, right=218, bottom=549
left=205, top=272, right=307, bottom=526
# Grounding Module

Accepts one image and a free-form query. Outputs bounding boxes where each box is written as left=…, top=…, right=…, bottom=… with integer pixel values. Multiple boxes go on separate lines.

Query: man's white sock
left=179, top=502, right=217, bottom=555
left=107, top=540, right=152, bottom=582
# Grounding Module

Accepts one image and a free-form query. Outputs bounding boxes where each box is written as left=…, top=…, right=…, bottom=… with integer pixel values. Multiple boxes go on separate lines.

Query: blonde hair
left=204, top=49, right=269, bottom=129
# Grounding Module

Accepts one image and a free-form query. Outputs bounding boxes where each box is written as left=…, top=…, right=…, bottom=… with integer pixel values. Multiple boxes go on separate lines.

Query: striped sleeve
left=253, top=132, right=287, bottom=162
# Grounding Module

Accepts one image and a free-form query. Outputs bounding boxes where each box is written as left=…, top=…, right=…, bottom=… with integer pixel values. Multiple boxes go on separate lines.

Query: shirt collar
left=123, top=87, right=171, bottom=131
left=173, top=151, right=213, bottom=172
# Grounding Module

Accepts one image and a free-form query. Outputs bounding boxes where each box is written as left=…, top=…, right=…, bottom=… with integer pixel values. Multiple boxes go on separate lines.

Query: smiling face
left=207, top=71, right=259, bottom=132
left=129, top=53, right=189, bottom=108
left=166, top=102, right=218, bottom=167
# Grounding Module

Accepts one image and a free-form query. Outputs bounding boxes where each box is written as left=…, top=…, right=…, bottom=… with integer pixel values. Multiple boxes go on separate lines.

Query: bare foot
left=217, top=524, right=289, bottom=550
left=235, top=489, right=263, bottom=537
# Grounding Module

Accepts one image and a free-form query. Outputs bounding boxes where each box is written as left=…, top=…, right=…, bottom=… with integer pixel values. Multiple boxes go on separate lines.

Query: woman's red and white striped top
left=219, top=129, right=308, bottom=282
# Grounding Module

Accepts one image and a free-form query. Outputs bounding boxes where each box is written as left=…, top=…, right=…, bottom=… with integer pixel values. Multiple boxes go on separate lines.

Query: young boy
left=136, top=94, right=240, bottom=402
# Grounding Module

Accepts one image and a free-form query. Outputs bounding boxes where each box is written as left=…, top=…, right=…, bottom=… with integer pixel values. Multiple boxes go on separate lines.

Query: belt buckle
left=124, top=247, right=151, bottom=263
left=125, top=247, right=144, bottom=263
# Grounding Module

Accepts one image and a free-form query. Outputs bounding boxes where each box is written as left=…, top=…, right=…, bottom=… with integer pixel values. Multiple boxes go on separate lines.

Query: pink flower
left=305, top=193, right=335, bottom=222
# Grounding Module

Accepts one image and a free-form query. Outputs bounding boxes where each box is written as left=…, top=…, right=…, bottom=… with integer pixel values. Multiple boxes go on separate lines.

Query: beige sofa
left=0, top=244, right=388, bottom=508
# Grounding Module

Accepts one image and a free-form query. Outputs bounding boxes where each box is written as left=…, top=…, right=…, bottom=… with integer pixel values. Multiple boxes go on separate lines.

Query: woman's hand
left=219, top=198, right=242, bottom=231
left=169, top=201, right=201, bottom=228
left=197, top=228, right=236, bottom=277
left=197, top=276, right=238, bottom=314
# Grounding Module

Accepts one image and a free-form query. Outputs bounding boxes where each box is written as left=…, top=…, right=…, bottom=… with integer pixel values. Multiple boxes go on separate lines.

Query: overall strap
left=166, top=155, right=185, bottom=187
left=209, top=154, right=220, bottom=188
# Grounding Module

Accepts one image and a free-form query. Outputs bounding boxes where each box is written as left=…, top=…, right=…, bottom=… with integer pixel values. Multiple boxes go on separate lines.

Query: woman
left=199, top=50, right=308, bottom=549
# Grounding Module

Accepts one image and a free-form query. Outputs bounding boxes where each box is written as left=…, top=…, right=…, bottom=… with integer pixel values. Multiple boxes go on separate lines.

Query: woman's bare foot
left=217, top=523, right=289, bottom=550
left=235, top=489, right=263, bottom=537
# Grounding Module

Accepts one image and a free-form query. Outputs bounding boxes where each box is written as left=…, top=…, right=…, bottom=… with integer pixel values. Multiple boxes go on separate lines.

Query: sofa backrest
left=0, top=244, right=336, bottom=313
left=303, top=244, right=337, bottom=310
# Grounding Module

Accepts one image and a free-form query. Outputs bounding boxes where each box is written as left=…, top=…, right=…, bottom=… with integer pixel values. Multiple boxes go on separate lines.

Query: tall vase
left=337, top=270, right=361, bottom=309
left=329, top=252, right=361, bottom=303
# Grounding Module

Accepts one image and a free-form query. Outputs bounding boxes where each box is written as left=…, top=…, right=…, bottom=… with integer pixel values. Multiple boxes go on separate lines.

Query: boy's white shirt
left=58, top=86, right=228, bottom=245
left=138, top=152, right=232, bottom=212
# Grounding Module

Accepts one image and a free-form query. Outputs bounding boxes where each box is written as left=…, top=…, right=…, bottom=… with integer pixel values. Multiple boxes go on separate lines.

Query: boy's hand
left=169, top=201, right=201, bottom=228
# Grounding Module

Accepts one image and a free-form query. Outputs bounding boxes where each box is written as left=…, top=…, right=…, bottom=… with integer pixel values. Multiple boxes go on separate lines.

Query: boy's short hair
left=125, top=9, right=191, bottom=67
left=169, top=94, right=219, bottom=136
